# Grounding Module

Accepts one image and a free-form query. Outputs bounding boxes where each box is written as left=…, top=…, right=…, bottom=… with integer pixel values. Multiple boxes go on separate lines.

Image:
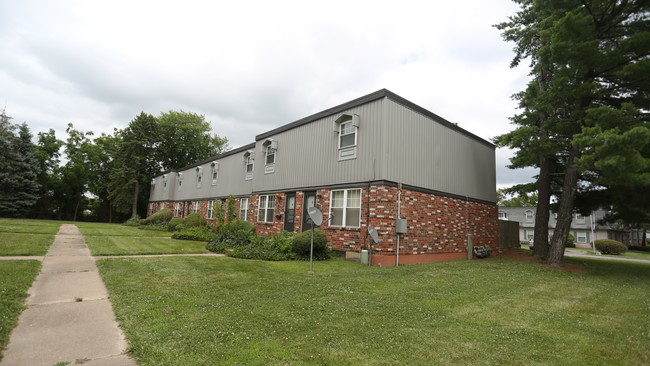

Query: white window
left=240, top=197, right=249, bottom=221
left=151, top=179, right=156, bottom=191
left=162, top=175, right=168, bottom=189
left=211, top=162, right=219, bottom=185
left=243, top=151, right=254, bottom=180
left=174, top=202, right=180, bottom=217
left=159, top=202, right=165, bottom=210
left=575, top=214, right=586, bottom=224
left=330, top=188, right=362, bottom=228
left=193, top=201, right=200, bottom=213
left=575, top=231, right=589, bottom=243
left=261, top=138, right=278, bottom=174
left=258, top=195, right=275, bottom=223
left=207, top=200, right=214, bottom=219
left=524, top=229, right=534, bottom=240
left=525, top=210, right=534, bottom=222
left=498, top=211, right=508, bottom=220
left=177, top=173, right=183, bottom=191
left=196, top=167, right=203, bottom=188
left=334, top=113, right=359, bottom=161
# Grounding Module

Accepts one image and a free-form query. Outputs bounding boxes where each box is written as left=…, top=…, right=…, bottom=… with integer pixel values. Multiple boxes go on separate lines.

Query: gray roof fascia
left=255, top=88, right=495, bottom=149
left=154, top=142, right=256, bottom=176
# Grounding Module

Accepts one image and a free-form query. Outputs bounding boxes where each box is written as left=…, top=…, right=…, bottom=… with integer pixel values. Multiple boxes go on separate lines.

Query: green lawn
left=86, top=236, right=209, bottom=256
left=75, top=222, right=172, bottom=237
left=0, top=260, right=41, bottom=361
left=0, top=219, right=59, bottom=256
left=566, top=247, right=650, bottom=260
left=0, top=218, right=62, bottom=235
left=97, top=255, right=650, bottom=365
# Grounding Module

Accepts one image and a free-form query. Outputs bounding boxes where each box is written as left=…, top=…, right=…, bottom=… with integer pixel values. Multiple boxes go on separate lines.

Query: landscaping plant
left=594, top=239, right=628, bottom=255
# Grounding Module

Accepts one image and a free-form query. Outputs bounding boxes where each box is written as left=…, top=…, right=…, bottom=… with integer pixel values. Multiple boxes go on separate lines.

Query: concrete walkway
left=1, top=225, right=137, bottom=366
left=564, top=249, right=650, bottom=264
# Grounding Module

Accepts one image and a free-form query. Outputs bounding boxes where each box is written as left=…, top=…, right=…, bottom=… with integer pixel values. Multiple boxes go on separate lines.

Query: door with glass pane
left=301, top=192, right=316, bottom=231
left=284, top=193, right=296, bottom=232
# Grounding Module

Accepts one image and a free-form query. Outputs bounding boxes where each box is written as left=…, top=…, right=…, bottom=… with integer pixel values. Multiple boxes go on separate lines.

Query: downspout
left=466, top=195, right=473, bottom=260
left=396, top=183, right=401, bottom=267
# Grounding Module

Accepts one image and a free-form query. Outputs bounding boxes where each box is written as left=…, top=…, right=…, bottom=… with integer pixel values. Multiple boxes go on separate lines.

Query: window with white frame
left=575, top=231, right=589, bottom=243
left=498, top=211, right=508, bottom=220
left=193, top=201, right=200, bottom=213
left=151, top=179, right=156, bottom=191
left=211, top=162, right=219, bottom=185
left=243, top=151, right=254, bottom=180
left=525, top=210, right=534, bottom=222
left=174, top=202, right=180, bottom=217
left=196, top=167, right=203, bottom=187
left=575, top=214, right=586, bottom=224
left=159, top=202, right=165, bottom=210
left=163, top=175, right=168, bottom=189
left=524, top=229, right=534, bottom=240
left=258, top=195, right=275, bottom=223
left=330, top=188, right=362, bottom=228
left=240, top=197, right=249, bottom=221
left=261, top=139, right=277, bottom=174
left=177, top=173, right=183, bottom=191
left=207, top=200, right=214, bottom=219
left=334, top=113, right=359, bottom=161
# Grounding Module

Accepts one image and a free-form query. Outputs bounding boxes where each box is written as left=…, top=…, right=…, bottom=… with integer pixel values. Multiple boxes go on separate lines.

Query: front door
left=301, top=191, right=316, bottom=231
left=284, top=193, right=296, bottom=232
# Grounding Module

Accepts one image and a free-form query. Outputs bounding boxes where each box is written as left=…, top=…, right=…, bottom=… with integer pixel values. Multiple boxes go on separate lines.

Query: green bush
left=228, top=236, right=296, bottom=261
left=138, top=223, right=169, bottom=231
left=206, top=220, right=257, bottom=253
left=565, top=233, right=575, bottom=248
left=184, top=213, right=207, bottom=228
left=142, top=209, right=173, bottom=225
left=167, top=217, right=185, bottom=232
left=291, top=229, right=331, bottom=260
left=172, top=226, right=216, bottom=242
left=123, top=215, right=141, bottom=227
left=595, top=239, right=628, bottom=255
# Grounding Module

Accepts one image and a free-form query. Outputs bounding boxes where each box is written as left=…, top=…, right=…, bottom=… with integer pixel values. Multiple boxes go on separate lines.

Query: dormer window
left=151, top=179, right=156, bottom=191
left=210, top=161, right=219, bottom=185
left=196, top=167, right=203, bottom=188
left=243, top=151, right=254, bottom=180
left=261, top=138, right=278, bottom=174
left=334, top=113, right=359, bottom=161
left=177, top=173, right=183, bottom=191
left=162, top=174, right=168, bottom=189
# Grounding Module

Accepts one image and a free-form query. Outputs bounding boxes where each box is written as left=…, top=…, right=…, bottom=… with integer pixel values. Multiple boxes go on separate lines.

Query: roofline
left=256, top=88, right=495, bottom=149
left=154, top=142, right=255, bottom=175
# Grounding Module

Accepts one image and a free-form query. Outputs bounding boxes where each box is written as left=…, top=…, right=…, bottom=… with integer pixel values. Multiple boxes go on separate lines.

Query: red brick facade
left=149, top=184, right=498, bottom=267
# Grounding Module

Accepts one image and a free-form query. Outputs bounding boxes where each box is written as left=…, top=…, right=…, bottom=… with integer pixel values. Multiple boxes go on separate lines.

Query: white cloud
left=0, top=0, right=535, bottom=186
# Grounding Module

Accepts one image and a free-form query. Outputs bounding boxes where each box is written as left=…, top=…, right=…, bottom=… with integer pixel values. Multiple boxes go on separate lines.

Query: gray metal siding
left=252, top=98, right=385, bottom=191
left=383, top=99, right=496, bottom=202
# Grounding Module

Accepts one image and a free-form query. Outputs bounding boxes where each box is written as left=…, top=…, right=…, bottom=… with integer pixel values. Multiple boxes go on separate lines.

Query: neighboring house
left=148, top=89, right=498, bottom=266
left=498, top=207, right=644, bottom=247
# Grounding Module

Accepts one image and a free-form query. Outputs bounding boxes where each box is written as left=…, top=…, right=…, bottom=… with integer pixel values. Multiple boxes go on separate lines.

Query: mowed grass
left=85, top=236, right=209, bottom=256
left=0, top=219, right=60, bottom=256
left=0, top=260, right=41, bottom=360
left=97, top=255, right=650, bottom=365
left=75, top=222, right=173, bottom=237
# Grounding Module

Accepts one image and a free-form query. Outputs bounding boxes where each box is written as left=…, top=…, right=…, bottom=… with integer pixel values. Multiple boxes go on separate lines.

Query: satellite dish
left=368, top=226, right=380, bottom=243
left=307, top=206, right=323, bottom=226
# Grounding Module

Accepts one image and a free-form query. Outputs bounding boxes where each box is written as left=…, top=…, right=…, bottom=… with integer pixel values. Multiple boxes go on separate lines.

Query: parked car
left=529, top=239, right=534, bottom=250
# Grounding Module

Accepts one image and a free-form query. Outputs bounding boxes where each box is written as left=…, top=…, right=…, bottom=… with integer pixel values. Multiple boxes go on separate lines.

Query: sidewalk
left=564, top=249, right=650, bottom=264
left=0, top=224, right=137, bottom=366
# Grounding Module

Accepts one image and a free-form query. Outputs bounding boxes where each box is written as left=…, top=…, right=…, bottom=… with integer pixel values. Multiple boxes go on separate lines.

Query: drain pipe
left=466, top=195, right=473, bottom=260
left=396, top=183, right=402, bottom=267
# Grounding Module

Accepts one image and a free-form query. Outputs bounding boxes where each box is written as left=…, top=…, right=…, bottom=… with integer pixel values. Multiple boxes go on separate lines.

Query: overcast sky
left=0, top=0, right=538, bottom=188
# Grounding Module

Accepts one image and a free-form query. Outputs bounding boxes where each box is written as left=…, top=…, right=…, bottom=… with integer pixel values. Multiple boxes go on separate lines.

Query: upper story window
left=151, top=179, right=156, bottom=191
left=162, top=174, right=168, bottom=189
left=330, top=188, right=362, bottom=228
left=575, top=214, right=586, bottom=224
left=334, top=113, right=359, bottom=161
left=210, top=162, right=219, bottom=185
left=240, top=197, right=249, bottom=221
left=498, top=211, right=507, bottom=220
left=261, top=138, right=278, bottom=174
left=525, top=210, right=534, bottom=222
left=258, top=195, right=275, bottom=223
left=243, top=151, right=254, bottom=180
left=196, top=167, right=203, bottom=188
left=177, top=173, right=183, bottom=191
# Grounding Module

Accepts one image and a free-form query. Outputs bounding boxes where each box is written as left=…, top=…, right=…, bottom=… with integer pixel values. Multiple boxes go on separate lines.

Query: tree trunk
left=73, top=196, right=81, bottom=222
left=533, top=155, right=552, bottom=259
left=547, top=147, right=579, bottom=267
left=131, top=180, right=139, bottom=218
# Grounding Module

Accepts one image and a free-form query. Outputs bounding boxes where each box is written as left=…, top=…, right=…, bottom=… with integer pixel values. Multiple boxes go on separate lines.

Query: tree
left=497, top=188, right=539, bottom=207
left=31, top=129, right=64, bottom=218
left=155, top=110, right=229, bottom=171
left=496, top=0, right=649, bottom=266
left=57, top=123, right=94, bottom=221
left=0, top=110, right=40, bottom=217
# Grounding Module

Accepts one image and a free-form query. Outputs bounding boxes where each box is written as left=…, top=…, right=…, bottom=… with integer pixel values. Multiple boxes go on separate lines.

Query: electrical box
left=396, top=219, right=407, bottom=233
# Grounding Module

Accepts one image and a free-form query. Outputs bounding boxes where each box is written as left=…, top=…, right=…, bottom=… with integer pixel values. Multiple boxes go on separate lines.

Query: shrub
left=595, top=239, right=628, bottom=255
left=206, top=220, right=257, bottom=253
left=138, top=223, right=169, bottom=231
left=172, top=226, right=216, bottom=241
left=228, top=236, right=296, bottom=261
left=565, top=233, right=575, bottom=248
left=123, top=215, right=141, bottom=227
left=291, top=229, right=331, bottom=260
left=167, top=217, right=185, bottom=232
left=184, top=213, right=207, bottom=228
left=142, top=209, right=173, bottom=225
